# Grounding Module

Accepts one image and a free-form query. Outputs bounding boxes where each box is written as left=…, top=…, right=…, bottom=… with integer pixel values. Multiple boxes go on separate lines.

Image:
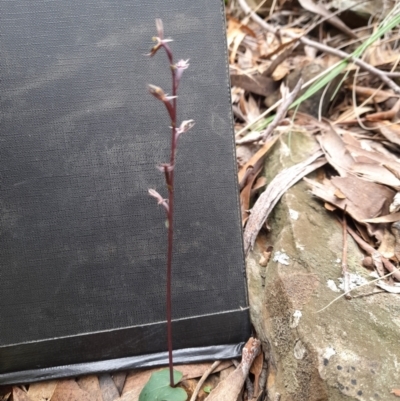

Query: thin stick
left=236, top=0, right=400, bottom=94
left=189, top=361, right=222, bottom=401
left=340, top=209, right=352, bottom=299
left=236, top=79, right=302, bottom=145
left=366, top=97, right=400, bottom=121
left=352, top=289, right=385, bottom=298
left=263, top=45, right=295, bottom=77
left=261, top=79, right=302, bottom=141
left=316, top=270, right=395, bottom=313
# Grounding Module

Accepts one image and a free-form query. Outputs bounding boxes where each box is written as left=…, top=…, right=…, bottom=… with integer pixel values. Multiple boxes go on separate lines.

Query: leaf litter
left=5, top=1, right=400, bottom=400
left=232, top=0, right=400, bottom=307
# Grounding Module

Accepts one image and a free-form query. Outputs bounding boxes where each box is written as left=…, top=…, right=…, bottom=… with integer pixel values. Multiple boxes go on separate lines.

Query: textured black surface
left=0, top=0, right=250, bottom=382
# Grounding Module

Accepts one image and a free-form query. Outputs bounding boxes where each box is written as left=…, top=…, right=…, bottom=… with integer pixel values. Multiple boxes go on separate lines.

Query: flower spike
left=145, top=18, right=192, bottom=391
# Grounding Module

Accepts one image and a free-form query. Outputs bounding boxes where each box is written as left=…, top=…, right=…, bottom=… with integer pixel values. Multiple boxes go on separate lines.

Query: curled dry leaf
left=377, top=281, right=400, bottom=294
left=227, top=17, right=256, bottom=64
left=12, top=388, right=31, bottom=401
left=28, top=380, right=57, bottom=401
left=250, top=348, right=264, bottom=395
left=316, top=125, right=354, bottom=176
left=204, top=338, right=261, bottom=401
left=390, top=193, right=400, bottom=213
left=244, top=151, right=326, bottom=254
left=305, top=175, right=395, bottom=223
left=317, top=123, right=400, bottom=188
left=350, top=85, right=397, bottom=104
left=372, top=121, right=400, bottom=146
left=377, top=228, right=396, bottom=259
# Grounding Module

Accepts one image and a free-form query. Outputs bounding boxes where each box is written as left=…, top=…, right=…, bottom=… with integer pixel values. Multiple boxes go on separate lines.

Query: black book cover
left=0, top=0, right=250, bottom=384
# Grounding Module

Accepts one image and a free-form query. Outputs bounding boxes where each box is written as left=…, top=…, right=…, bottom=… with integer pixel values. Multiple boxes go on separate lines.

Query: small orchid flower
left=148, top=84, right=176, bottom=102
left=148, top=18, right=173, bottom=57
left=157, top=163, right=174, bottom=173
left=148, top=84, right=176, bottom=119
left=176, top=119, right=195, bottom=139
left=148, top=188, right=169, bottom=213
left=173, top=59, right=190, bottom=90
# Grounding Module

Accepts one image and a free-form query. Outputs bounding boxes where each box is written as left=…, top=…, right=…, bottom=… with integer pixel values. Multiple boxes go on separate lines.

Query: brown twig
left=349, top=84, right=399, bottom=100
left=263, top=45, right=296, bottom=77
left=366, top=97, right=400, bottom=121
left=236, top=79, right=303, bottom=145
left=189, top=361, right=222, bottom=401
left=261, top=79, right=303, bottom=141
left=339, top=209, right=352, bottom=299
left=352, top=289, right=386, bottom=298
left=237, top=0, right=400, bottom=94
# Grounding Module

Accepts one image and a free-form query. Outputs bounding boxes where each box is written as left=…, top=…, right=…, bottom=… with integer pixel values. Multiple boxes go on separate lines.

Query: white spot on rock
left=273, top=250, right=290, bottom=266
left=327, top=279, right=340, bottom=292
left=290, top=310, right=302, bottom=328
left=338, top=273, right=368, bottom=291
left=323, top=347, right=336, bottom=360
left=294, top=340, right=306, bottom=360
left=289, top=209, right=299, bottom=220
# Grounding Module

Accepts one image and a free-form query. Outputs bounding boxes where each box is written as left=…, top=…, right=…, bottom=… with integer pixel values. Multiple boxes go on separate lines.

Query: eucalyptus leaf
left=139, top=369, right=187, bottom=401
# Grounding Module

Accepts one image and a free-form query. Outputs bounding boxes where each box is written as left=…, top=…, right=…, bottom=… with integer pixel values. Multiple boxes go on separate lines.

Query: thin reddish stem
left=162, top=41, right=176, bottom=388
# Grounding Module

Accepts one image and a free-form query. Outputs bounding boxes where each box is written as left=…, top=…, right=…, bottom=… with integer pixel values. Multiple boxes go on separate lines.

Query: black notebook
left=0, top=0, right=250, bottom=384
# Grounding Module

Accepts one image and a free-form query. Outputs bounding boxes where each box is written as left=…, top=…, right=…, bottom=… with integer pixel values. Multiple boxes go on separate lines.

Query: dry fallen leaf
left=244, top=151, right=326, bottom=254
left=350, top=85, right=397, bottom=104
left=316, top=125, right=355, bottom=176
left=305, top=175, right=395, bottom=223
left=51, top=380, right=93, bottom=401
left=377, top=281, right=400, bottom=294
left=227, top=17, right=256, bottom=64
left=298, top=0, right=357, bottom=39
left=28, top=381, right=57, bottom=401
left=13, top=387, right=32, bottom=401
left=250, top=348, right=264, bottom=394
left=112, top=372, right=127, bottom=396
left=334, top=188, right=346, bottom=199
left=98, top=374, right=119, bottom=401
left=204, top=338, right=261, bottom=401
left=374, top=121, right=400, bottom=146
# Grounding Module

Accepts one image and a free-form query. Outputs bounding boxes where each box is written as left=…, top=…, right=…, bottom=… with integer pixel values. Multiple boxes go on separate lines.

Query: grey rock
left=246, top=133, right=400, bottom=400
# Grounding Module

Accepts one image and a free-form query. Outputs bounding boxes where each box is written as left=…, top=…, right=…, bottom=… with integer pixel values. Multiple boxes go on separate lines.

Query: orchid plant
left=140, top=19, right=194, bottom=401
